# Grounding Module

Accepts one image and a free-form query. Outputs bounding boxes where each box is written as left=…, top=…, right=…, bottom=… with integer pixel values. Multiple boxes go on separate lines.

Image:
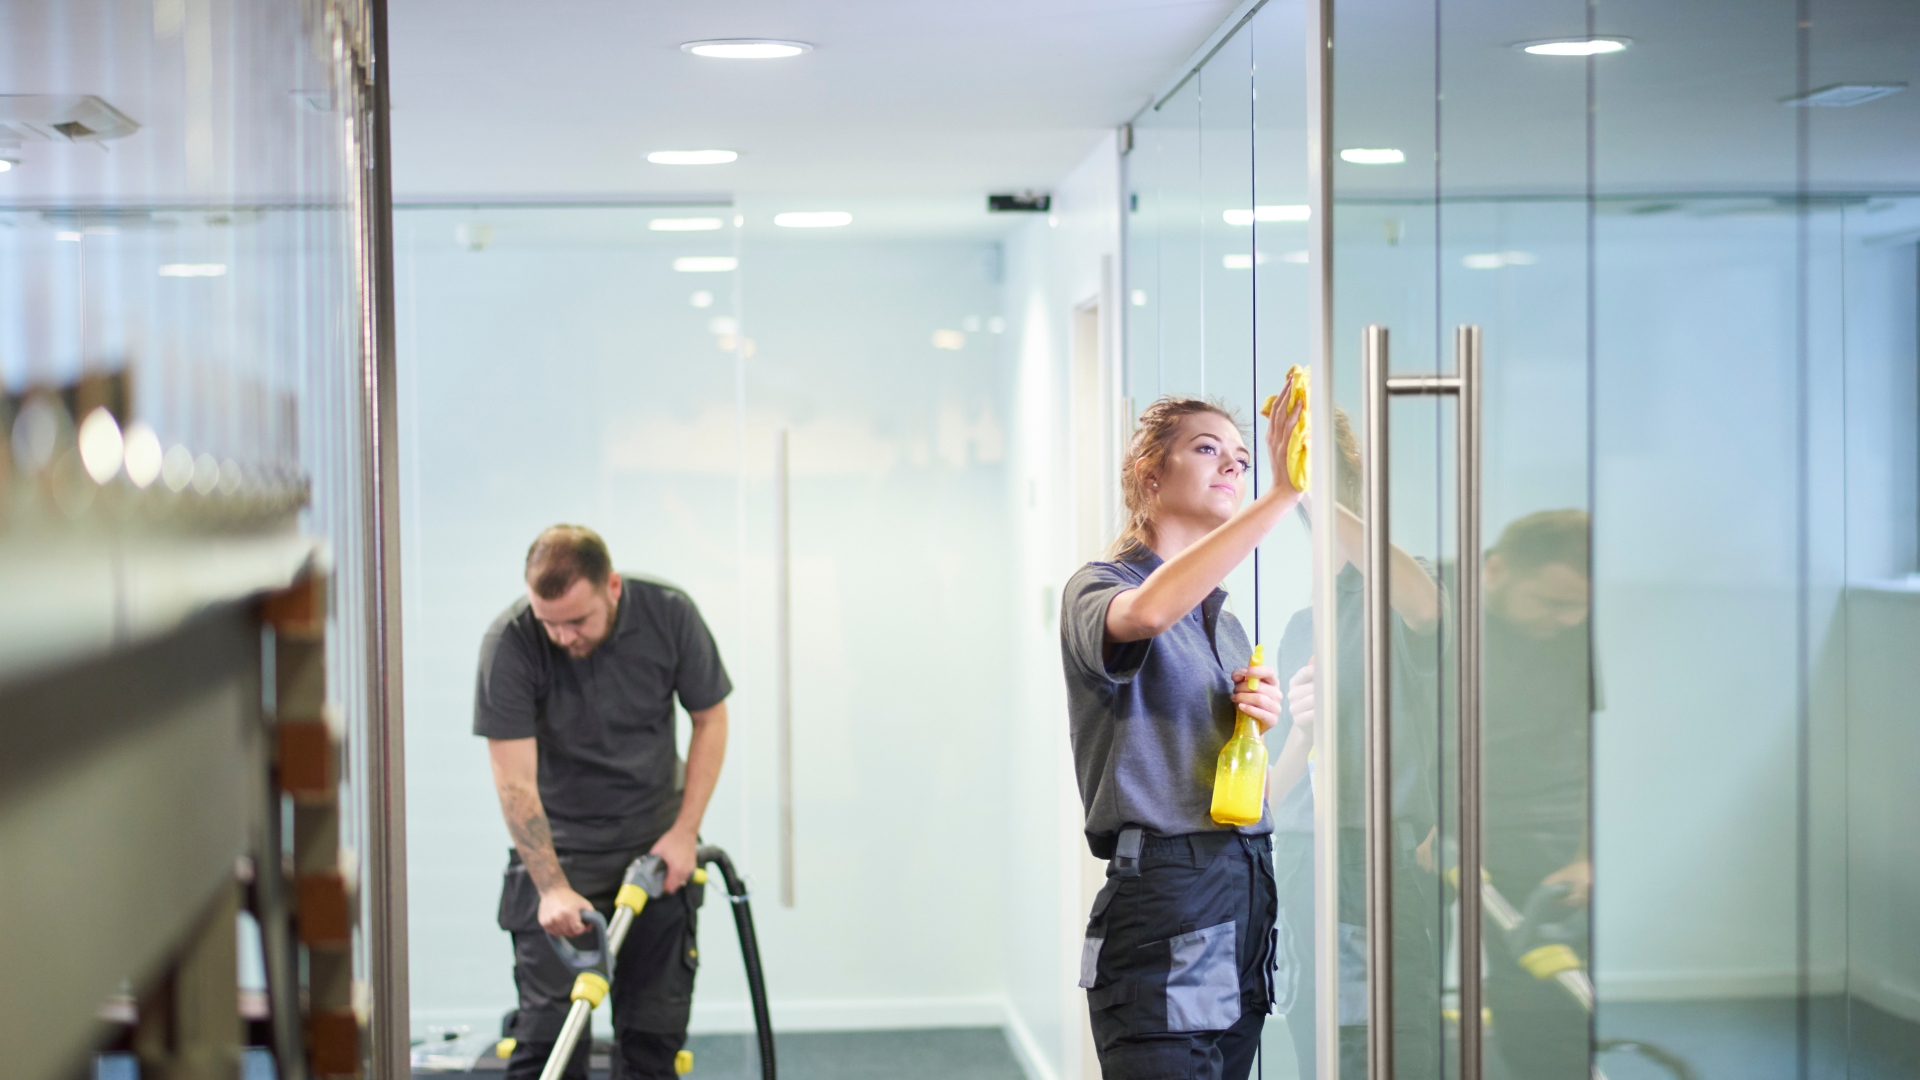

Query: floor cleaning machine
left=1479, top=877, right=1696, bottom=1080
left=537, top=845, right=774, bottom=1080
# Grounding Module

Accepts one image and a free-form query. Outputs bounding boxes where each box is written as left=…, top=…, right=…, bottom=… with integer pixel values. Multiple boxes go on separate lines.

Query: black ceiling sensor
left=988, top=193, right=1051, bottom=212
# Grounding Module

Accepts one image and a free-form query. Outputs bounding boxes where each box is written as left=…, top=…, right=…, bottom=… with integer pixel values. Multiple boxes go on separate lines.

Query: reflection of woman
left=1270, top=408, right=1444, bottom=1080
left=1060, top=386, right=1303, bottom=1080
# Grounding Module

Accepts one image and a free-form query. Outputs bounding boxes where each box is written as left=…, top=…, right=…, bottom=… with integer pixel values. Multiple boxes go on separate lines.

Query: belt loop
left=1113, top=826, right=1144, bottom=879
left=1184, top=835, right=1200, bottom=868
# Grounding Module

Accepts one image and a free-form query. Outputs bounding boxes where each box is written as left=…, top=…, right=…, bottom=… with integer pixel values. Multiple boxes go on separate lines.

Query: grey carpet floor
left=1597, top=995, right=1920, bottom=1080
left=413, top=1027, right=1027, bottom=1080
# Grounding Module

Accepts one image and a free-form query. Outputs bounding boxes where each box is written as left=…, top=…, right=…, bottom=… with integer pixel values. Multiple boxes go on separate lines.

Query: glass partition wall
left=0, top=2, right=395, bottom=1077
left=396, top=202, right=1018, bottom=1075
left=1128, top=0, right=1920, bottom=1078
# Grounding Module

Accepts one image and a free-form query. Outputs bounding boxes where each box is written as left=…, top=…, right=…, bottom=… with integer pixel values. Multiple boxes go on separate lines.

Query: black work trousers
left=1082, top=831, right=1278, bottom=1080
left=496, top=848, right=703, bottom=1080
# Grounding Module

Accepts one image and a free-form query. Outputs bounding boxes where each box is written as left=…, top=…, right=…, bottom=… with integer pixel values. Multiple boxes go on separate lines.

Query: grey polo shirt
left=1061, top=550, right=1272, bottom=858
left=474, top=573, right=732, bottom=853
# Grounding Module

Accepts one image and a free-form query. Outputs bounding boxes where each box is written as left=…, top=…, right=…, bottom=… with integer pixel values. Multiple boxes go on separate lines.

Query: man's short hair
left=525, top=525, right=612, bottom=599
left=1489, top=509, right=1589, bottom=575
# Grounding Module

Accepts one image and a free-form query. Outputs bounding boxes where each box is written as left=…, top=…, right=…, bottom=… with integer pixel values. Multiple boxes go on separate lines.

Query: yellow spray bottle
left=1210, top=644, right=1269, bottom=826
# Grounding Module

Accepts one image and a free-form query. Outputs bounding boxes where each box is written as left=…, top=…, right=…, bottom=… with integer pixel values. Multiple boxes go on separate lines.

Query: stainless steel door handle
left=1360, top=324, right=1483, bottom=1080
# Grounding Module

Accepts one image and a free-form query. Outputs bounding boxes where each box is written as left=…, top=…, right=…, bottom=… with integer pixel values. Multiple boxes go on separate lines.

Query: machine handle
left=544, top=908, right=611, bottom=976
left=1360, top=324, right=1483, bottom=1080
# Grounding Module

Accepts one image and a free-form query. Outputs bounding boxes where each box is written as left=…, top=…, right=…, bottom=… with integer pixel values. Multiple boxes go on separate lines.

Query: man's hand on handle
left=651, top=826, right=699, bottom=894
left=538, top=885, right=594, bottom=938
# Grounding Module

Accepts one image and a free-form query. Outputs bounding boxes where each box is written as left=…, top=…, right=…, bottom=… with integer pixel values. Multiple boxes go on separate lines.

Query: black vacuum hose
left=696, top=845, right=776, bottom=1080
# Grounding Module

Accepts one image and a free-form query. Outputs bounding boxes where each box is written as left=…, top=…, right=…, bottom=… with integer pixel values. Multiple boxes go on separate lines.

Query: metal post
left=774, top=430, right=794, bottom=908
left=1360, top=325, right=1394, bottom=1080
left=364, top=0, right=410, bottom=1073
left=1455, top=325, right=1484, bottom=1080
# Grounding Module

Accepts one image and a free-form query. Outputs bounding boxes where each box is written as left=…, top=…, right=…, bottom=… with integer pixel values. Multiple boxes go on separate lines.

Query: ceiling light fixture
left=1461, top=251, right=1538, bottom=270
left=1223, top=205, right=1311, bottom=226
left=1340, top=148, right=1405, bottom=165
left=1517, top=37, right=1629, bottom=56
left=681, top=39, right=812, bottom=59
left=0, top=159, right=13, bottom=173
left=1781, top=83, right=1906, bottom=107
left=650, top=217, right=724, bottom=231
left=158, top=263, right=227, bottom=277
left=773, top=211, right=852, bottom=228
left=674, top=256, right=738, bottom=273
left=648, top=150, right=738, bottom=165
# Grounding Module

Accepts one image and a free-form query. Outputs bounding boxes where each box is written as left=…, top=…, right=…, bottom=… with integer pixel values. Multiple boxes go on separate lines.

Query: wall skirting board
left=1001, top=1000, right=1063, bottom=1080
left=1597, top=966, right=1847, bottom=1002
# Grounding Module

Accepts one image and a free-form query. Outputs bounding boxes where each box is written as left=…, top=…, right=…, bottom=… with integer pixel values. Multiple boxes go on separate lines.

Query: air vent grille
left=0, top=95, right=140, bottom=143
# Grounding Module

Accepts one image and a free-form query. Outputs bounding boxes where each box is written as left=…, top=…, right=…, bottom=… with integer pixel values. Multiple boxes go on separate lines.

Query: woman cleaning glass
left=1060, top=381, right=1306, bottom=1080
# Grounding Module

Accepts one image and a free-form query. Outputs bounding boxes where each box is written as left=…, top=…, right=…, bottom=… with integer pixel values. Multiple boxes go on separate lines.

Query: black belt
left=1110, top=825, right=1270, bottom=878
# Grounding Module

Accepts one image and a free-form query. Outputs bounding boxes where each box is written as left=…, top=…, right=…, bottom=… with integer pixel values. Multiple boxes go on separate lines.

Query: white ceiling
left=387, top=0, right=1242, bottom=203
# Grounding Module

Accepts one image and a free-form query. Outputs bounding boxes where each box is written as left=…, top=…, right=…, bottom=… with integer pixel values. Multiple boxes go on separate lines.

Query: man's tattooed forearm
left=501, top=787, right=566, bottom=891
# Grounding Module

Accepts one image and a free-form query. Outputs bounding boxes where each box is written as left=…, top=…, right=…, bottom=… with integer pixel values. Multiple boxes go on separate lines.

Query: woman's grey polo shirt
left=1061, top=551, right=1272, bottom=859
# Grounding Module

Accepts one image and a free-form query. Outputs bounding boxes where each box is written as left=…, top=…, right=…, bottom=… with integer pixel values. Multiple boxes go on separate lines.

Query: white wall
left=1590, top=205, right=1919, bottom=1002
left=997, top=130, right=1125, bottom=1080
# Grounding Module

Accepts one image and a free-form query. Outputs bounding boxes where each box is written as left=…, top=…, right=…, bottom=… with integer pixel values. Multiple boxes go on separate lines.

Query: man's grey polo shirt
left=474, top=573, right=731, bottom=853
left=1061, top=550, right=1272, bottom=859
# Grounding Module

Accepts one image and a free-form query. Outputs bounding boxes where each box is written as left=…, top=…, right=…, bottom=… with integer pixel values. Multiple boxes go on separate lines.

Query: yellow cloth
left=1260, top=365, right=1310, bottom=491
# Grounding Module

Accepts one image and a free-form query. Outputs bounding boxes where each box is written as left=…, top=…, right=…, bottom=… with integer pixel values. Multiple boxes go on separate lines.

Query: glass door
left=1321, top=0, right=1920, bottom=1078
left=1325, top=2, right=1596, bottom=1079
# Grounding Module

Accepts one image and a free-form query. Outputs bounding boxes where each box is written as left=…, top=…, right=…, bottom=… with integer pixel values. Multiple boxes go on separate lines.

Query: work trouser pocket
left=498, top=855, right=540, bottom=933
left=1092, top=921, right=1243, bottom=1034
left=1079, top=879, right=1117, bottom=990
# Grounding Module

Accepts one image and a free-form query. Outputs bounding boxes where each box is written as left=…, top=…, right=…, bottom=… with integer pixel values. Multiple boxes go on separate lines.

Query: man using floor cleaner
left=476, top=524, right=732, bottom=1080
left=1479, top=510, right=1594, bottom=1080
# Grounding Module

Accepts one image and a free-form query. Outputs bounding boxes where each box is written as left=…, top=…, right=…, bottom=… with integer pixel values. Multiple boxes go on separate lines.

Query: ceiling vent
left=989, top=193, right=1050, bottom=213
left=0, top=95, right=140, bottom=144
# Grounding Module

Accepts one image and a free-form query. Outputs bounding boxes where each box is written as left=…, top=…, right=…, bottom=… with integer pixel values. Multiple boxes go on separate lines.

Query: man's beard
left=566, top=634, right=608, bottom=658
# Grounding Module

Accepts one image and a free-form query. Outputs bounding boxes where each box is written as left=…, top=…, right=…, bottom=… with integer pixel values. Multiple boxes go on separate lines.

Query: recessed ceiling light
left=1781, top=83, right=1907, bottom=107
left=1340, top=148, right=1405, bottom=165
left=648, top=150, right=739, bottom=165
left=1223, top=205, right=1311, bottom=226
left=675, top=256, right=738, bottom=273
left=1517, top=37, right=1629, bottom=56
left=158, top=263, right=227, bottom=277
left=682, top=39, right=812, bottom=59
left=650, top=217, right=725, bottom=231
left=0, top=160, right=13, bottom=173
left=773, top=211, right=852, bottom=228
